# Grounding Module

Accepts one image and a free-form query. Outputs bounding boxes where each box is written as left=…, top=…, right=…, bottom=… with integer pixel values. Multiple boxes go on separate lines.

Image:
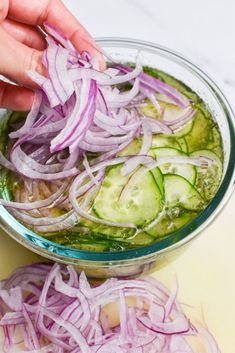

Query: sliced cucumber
left=149, top=147, right=196, bottom=184
left=159, top=101, right=184, bottom=122
left=174, top=119, right=194, bottom=138
left=69, top=241, right=110, bottom=252
left=150, top=167, right=164, bottom=196
left=78, top=218, right=135, bottom=239
left=177, top=137, right=188, bottom=153
left=206, top=127, right=223, bottom=159
left=212, top=146, right=223, bottom=160
left=118, top=138, right=142, bottom=156
left=190, top=150, right=223, bottom=201
left=184, top=111, right=214, bottom=152
left=164, top=174, right=205, bottom=210
left=139, top=98, right=161, bottom=118
left=151, top=135, right=181, bottom=149
left=146, top=209, right=197, bottom=237
left=121, top=231, right=155, bottom=246
left=93, top=164, right=162, bottom=226
left=119, top=134, right=183, bottom=158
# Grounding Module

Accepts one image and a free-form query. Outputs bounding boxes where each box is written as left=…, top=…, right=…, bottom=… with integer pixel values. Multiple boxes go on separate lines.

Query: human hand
left=0, top=0, right=105, bottom=111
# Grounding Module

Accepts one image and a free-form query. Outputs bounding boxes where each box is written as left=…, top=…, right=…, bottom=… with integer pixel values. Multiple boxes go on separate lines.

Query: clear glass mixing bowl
left=0, top=38, right=234, bottom=278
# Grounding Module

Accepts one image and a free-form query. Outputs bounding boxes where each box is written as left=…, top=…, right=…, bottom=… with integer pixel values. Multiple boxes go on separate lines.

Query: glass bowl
left=0, top=38, right=234, bottom=278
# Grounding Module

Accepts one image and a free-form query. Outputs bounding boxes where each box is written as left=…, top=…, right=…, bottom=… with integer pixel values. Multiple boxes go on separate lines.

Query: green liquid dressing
left=0, top=67, right=223, bottom=251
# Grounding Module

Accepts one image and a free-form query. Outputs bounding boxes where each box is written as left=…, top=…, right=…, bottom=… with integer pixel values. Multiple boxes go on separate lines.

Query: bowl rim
left=0, top=37, right=234, bottom=262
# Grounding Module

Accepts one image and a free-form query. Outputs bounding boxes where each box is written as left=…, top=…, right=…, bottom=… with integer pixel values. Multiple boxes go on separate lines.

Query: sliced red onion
left=83, top=154, right=99, bottom=186
left=0, top=182, right=68, bottom=210
left=113, top=64, right=189, bottom=108
left=14, top=146, right=63, bottom=174
left=0, top=151, right=16, bottom=172
left=9, top=92, right=42, bottom=139
left=10, top=147, right=79, bottom=181
left=104, top=68, right=120, bottom=77
left=106, top=63, right=142, bottom=85
left=69, top=157, right=137, bottom=228
left=100, top=78, right=139, bottom=108
left=74, top=170, right=105, bottom=199
left=45, top=37, right=74, bottom=106
left=148, top=155, right=213, bottom=169
left=96, top=89, right=108, bottom=114
left=11, top=209, right=75, bottom=227
left=140, top=116, right=173, bottom=134
left=28, top=145, right=50, bottom=161
left=27, top=71, right=61, bottom=108
left=78, top=140, right=118, bottom=153
left=91, top=140, right=134, bottom=165
left=0, top=264, right=220, bottom=353
left=68, top=67, right=110, bottom=83
left=0, top=26, right=208, bottom=237
left=21, top=119, right=66, bottom=138
left=121, top=120, right=152, bottom=176
left=51, top=80, right=97, bottom=153
left=95, top=110, right=126, bottom=127
left=44, top=23, right=76, bottom=53
left=164, top=108, right=196, bottom=130
left=140, top=87, right=162, bottom=114
left=84, top=130, right=133, bottom=146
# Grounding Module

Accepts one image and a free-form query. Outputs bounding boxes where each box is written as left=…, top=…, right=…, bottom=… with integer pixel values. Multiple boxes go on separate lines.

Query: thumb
left=0, top=80, right=34, bottom=111
left=0, top=26, right=46, bottom=88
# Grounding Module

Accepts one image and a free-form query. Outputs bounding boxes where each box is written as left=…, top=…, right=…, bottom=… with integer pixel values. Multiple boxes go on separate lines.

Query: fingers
left=0, top=80, right=34, bottom=111
left=7, top=0, right=105, bottom=69
left=1, top=19, right=46, bottom=50
left=68, top=30, right=105, bottom=71
left=0, top=0, right=9, bottom=22
left=0, top=27, right=46, bottom=88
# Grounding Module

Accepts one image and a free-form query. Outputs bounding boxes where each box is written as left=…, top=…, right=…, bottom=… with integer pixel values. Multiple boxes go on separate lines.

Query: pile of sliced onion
left=0, top=263, right=220, bottom=353
left=0, top=24, right=212, bottom=232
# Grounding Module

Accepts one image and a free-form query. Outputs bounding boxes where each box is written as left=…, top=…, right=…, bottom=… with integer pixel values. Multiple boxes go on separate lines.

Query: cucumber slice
left=93, top=164, right=162, bottom=226
left=190, top=150, right=223, bottom=201
left=184, top=111, right=214, bottom=152
left=118, top=138, right=142, bottom=156
left=140, top=99, right=194, bottom=139
left=151, top=135, right=182, bottom=149
left=119, top=134, right=183, bottom=157
left=121, top=231, right=155, bottom=246
left=149, top=147, right=196, bottom=184
left=68, top=242, right=110, bottom=252
left=159, top=101, right=184, bottom=122
left=146, top=209, right=197, bottom=237
left=150, top=167, right=164, bottom=196
left=164, top=174, right=205, bottom=210
left=139, top=98, right=161, bottom=118
left=156, top=101, right=194, bottom=138
left=78, top=218, right=135, bottom=239
left=178, top=137, right=188, bottom=153
left=206, top=127, right=223, bottom=159
left=174, top=120, right=194, bottom=138
left=212, top=146, right=223, bottom=160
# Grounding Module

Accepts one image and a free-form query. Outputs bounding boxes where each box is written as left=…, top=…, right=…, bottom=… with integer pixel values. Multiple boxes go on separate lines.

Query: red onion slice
left=0, top=25, right=211, bottom=237
left=0, top=263, right=221, bottom=353
left=9, top=92, right=42, bottom=139
left=121, top=120, right=152, bottom=176
left=0, top=182, right=68, bottom=210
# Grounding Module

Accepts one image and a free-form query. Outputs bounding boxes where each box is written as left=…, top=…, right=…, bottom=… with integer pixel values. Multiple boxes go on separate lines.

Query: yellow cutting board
left=0, top=193, right=235, bottom=353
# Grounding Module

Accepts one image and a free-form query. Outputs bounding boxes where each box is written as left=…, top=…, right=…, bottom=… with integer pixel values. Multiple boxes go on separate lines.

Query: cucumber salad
left=0, top=26, right=223, bottom=252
